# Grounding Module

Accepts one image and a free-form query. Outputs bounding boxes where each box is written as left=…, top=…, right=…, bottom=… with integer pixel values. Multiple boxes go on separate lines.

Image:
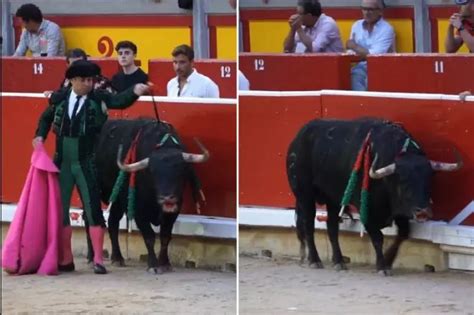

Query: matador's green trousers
left=59, top=137, right=105, bottom=227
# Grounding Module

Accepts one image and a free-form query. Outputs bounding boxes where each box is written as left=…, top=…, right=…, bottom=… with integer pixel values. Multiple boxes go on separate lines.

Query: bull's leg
left=108, top=201, right=126, bottom=266
left=156, top=213, right=178, bottom=274
left=300, top=196, right=323, bottom=268
left=366, top=226, right=391, bottom=276
left=295, top=201, right=306, bottom=264
left=384, top=217, right=410, bottom=270
left=135, top=216, right=159, bottom=273
left=326, top=204, right=346, bottom=270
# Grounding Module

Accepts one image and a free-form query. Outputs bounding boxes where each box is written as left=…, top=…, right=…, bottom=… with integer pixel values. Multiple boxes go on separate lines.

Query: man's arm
left=33, top=103, right=56, bottom=146
left=46, top=24, right=64, bottom=56
left=206, top=80, right=220, bottom=98
left=458, top=28, right=474, bottom=52
left=445, top=24, right=464, bottom=53
left=13, top=30, right=28, bottom=56
left=97, top=83, right=149, bottom=109
left=283, top=15, right=300, bottom=53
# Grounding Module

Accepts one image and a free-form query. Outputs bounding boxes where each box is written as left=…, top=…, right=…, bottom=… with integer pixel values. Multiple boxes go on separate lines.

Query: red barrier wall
left=239, top=94, right=321, bottom=206
left=1, top=95, right=236, bottom=218
left=147, top=59, right=237, bottom=98
left=239, top=53, right=353, bottom=91
left=368, top=54, right=474, bottom=94
left=239, top=92, right=474, bottom=225
left=1, top=57, right=132, bottom=93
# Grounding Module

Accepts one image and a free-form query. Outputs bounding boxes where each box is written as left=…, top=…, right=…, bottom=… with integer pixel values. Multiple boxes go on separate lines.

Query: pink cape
left=2, top=144, right=62, bottom=275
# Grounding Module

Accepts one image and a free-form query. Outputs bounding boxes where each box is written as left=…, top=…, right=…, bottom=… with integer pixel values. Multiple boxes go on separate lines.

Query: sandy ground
left=2, top=259, right=236, bottom=314
left=239, top=256, right=474, bottom=315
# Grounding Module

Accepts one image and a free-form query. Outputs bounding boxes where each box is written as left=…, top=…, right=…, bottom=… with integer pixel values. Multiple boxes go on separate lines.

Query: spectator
left=283, top=0, right=343, bottom=53
left=239, top=70, right=250, bottom=91
left=111, top=41, right=148, bottom=93
left=346, top=0, right=395, bottom=91
left=14, top=3, right=65, bottom=57
left=445, top=0, right=474, bottom=53
left=167, top=44, right=220, bottom=98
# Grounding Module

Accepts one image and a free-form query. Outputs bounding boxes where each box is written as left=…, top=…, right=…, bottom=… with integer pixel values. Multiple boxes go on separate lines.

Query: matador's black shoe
left=93, top=263, right=107, bottom=274
left=58, top=262, right=75, bottom=272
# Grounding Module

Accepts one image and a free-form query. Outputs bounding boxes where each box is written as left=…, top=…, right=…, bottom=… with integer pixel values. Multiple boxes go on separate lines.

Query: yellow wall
left=62, top=27, right=191, bottom=72
left=437, top=19, right=470, bottom=53
left=216, top=26, right=237, bottom=59
left=249, top=19, right=413, bottom=53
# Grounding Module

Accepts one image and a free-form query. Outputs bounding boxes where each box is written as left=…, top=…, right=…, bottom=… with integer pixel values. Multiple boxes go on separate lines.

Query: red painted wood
left=239, top=53, right=353, bottom=91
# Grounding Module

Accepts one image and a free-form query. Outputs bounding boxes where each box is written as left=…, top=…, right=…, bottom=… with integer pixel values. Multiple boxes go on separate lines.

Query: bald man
left=346, top=0, right=395, bottom=91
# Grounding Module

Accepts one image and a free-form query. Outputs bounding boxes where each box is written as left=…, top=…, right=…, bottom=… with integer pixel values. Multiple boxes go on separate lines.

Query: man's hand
left=289, top=14, right=302, bottom=31
left=459, top=91, right=472, bottom=102
left=43, top=90, right=53, bottom=98
left=133, top=83, right=152, bottom=96
left=346, top=39, right=358, bottom=50
left=32, top=136, right=44, bottom=148
left=195, top=189, right=206, bottom=215
left=449, top=13, right=463, bottom=30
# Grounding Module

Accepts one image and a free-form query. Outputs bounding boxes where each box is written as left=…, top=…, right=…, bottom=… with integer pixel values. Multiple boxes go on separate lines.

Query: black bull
left=286, top=118, right=462, bottom=275
left=84, top=119, right=208, bottom=273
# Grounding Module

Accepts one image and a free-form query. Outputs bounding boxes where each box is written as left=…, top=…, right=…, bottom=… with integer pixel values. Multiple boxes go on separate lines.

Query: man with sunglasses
left=283, top=0, right=343, bottom=53
left=445, top=0, right=474, bottom=53
left=346, top=0, right=395, bottom=91
left=111, top=41, right=149, bottom=93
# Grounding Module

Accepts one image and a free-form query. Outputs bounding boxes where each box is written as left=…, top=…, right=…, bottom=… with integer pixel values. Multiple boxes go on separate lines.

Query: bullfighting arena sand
left=240, top=256, right=474, bottom=315
left=2, top=259, right=236, bottom=314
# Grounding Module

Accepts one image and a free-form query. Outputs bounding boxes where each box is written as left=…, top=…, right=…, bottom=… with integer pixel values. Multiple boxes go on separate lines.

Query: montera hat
left=455, top=0, right=470, bottom=5
left=65, top=60, right=101, bottom=79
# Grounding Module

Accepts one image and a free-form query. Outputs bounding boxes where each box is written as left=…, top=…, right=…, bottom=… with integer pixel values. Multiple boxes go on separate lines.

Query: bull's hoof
left=334, top=263, right=348, bottom=271
left=111, top=259, right=126, bottom=267
left=147, top=267, right=159, bottom=274
left=378, top=269, right=393, bottom=277
left=309, top=262, right=324, bottom=269
left=156, top=265, right=173, bottom=274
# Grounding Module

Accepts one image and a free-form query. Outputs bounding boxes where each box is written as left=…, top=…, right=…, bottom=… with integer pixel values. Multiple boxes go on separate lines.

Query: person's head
left=16, top=3, right=43, bottom=33
left=115, top=41, right=137, bottom=68
left=458, top=0, right=474, bottom=18
left=296, top=0, right=322, bottom=27
left=66, top=60, right=101, bottom=96
left=361, top=0, right=385, bottom=25
left=66, top=48, right=87, bottom=66
left=171, top=44, right=194, bottom=79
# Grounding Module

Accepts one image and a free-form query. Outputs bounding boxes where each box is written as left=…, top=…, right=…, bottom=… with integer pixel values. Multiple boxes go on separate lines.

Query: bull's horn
left=430, top=149, right=464, bottom=172
left=369, top=154, right=396, bottom=179
left=117, top=145, right=149, bottom=172
left=182, top=138, right=210, bottom=163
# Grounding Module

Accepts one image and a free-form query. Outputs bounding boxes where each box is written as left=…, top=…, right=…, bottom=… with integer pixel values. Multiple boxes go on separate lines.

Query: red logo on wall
left=97, top=36, right=114, bottom=57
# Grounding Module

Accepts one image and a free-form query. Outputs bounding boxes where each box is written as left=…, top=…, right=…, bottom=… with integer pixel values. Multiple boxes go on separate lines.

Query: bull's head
left=117, top=138, right=209, bottom=213
left=369, top=150, right=463, bottom=222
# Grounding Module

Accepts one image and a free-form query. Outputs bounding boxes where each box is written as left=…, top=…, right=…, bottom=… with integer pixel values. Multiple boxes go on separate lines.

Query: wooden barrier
left=368, top=54, right=474, bottom=94
left=1, top=94, right=236, bottom=218
left=239, top=53, right=353, bottom=91
left=147, top=59, right=237, bottom=98
left=239, top=91, right=474, bottom=225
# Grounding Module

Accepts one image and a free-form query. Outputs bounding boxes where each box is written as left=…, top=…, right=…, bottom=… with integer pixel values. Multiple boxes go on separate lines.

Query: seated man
left=284, top=0, right=343, bottom=53
left=347, top=0, right=395, bottom=91
left=167, top=44, right=220, bottom=98
left=445, top=0, right=474, bottom=53
left=111, top=41, right=149, bottom=93
left=14, top=3, right=65, bottom=57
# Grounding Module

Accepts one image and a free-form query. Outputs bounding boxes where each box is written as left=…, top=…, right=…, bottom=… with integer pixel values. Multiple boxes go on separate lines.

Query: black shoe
left=93, top=263, right=107, bottom=274
left=58, top=262, right=75, bottom=272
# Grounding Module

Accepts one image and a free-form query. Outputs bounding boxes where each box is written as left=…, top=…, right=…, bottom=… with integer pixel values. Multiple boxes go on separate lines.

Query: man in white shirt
left=347, top=0, right=395, bottom=91
left=166, top=44, right=220, bottom=98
